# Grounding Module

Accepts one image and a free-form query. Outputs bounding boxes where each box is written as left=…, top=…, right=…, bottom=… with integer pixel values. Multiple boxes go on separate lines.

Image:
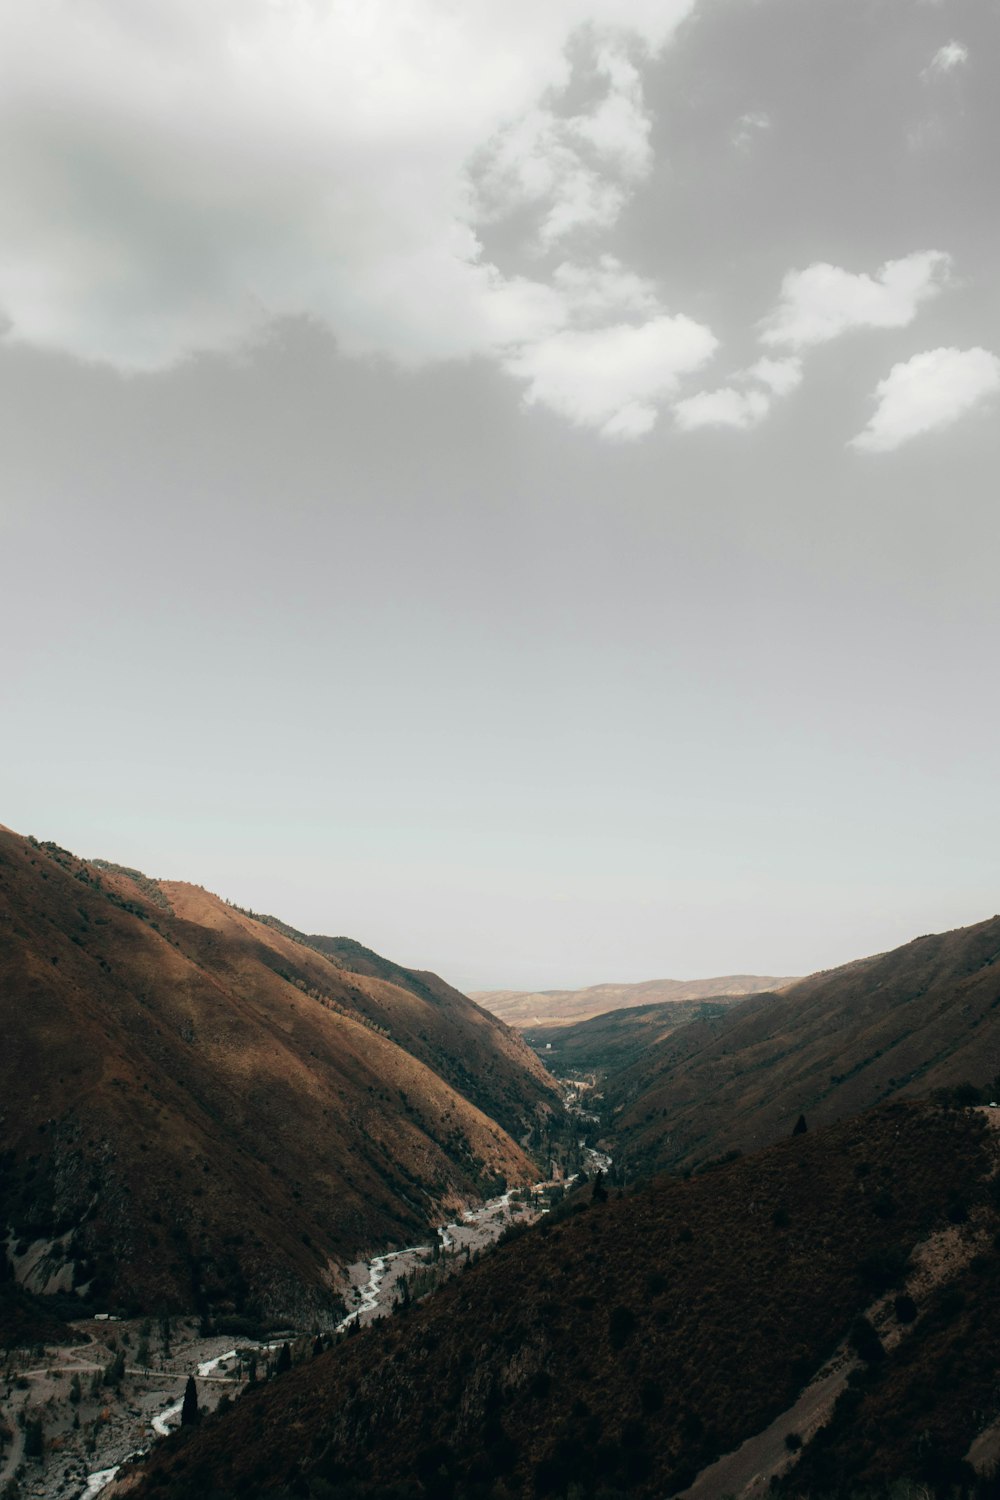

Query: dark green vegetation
left=601, top=915, right=1000, bottom=1174
left=0, top=825, right=559, bottom=1323
left=0, top=1279, right=86, bottom=1349
left=127, top=1102, right=997, bottom=1500
left=525, top=994, right=752, bottom=1075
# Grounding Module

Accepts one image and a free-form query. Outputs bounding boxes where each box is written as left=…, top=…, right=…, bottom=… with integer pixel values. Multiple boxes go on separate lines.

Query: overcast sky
left=3, top=0, right=999, bottom=990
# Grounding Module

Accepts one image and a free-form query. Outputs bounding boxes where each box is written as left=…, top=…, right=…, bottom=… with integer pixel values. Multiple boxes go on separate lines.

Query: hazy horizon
left=4, top=0, right=998, bottom=993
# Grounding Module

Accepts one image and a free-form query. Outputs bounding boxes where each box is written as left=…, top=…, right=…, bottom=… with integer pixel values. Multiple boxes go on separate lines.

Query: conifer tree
left=180, top=1375, right=199, bottom=1426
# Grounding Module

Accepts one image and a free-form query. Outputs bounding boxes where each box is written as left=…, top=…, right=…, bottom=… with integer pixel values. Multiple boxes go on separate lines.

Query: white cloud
left=850, top=346, right=1000, bottom=453
left=922, top=40, right=969, bottom=78
left=731, top=111, right=771, bottom=152
left=0, top=0, right=703, bottom=437
left=744, top=356, right=803, bottom=397
left=672, top=354, right=801, bottom=435
left=674, top=386, right=770, bottom=432
left=506, top=316, right=718, bottom=439
left=760, top=251, right=952, bottom=350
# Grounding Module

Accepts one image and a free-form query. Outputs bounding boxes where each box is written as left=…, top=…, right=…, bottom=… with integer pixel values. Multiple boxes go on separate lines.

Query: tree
left=792, top=1114, right=808, bottom=1136
left=24, top=1417, right=43, bottom=1459
left=275, top=1341, right=292, bottom=1375
left=180, top=1375, right=199, bottom=1426
left=69, top=1373, right=82, bottom=1405
left=312, top=1335, right=324, bottom=1358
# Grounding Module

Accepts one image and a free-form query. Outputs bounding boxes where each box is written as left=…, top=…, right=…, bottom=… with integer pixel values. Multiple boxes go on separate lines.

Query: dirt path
left=680, top=1206, right=997, bottom=1499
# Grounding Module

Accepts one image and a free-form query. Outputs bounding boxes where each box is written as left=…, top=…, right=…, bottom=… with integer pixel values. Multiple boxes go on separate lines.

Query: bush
left=608, top=1306, right=636, bottom=1350
left=893, top=1292, right=918, bottom=1323
left=849, top=1315, right=885, bottom=1364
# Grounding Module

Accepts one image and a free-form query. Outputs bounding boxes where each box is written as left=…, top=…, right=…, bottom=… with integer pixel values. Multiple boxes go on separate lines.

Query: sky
left=2, top=0, right=999, bottom=991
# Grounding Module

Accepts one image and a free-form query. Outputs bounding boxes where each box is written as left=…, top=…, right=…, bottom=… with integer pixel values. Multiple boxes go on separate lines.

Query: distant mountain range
left=0, top=825, right=559, bottom=1321
left=473, top=973, right=793, bottom=1029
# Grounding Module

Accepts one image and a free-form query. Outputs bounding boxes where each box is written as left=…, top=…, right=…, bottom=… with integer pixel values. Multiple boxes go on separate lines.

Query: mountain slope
left=122, top=1102, right=998, bottom=1500
left=606, top=914, right=1000, bottom=1175
left=526, top=993, right=758, bottom=1074
left=0, top=826, right=559, bottom=1320
left=474, top=974, right=792, bottom=1029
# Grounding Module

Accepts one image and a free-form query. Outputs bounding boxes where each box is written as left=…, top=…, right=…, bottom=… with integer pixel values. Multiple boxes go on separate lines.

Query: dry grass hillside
left=0, top=826, right=559, bottom=1322
left=605, top=914, right=1000, bottom=1176
left=474, top=974, right=791, bottom=1029
left=121, top=1101, right=997, bottom=1500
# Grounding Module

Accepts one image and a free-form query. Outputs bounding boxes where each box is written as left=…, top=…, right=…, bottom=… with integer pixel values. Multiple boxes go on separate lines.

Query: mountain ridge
left=603, top=912, right=1000, bottom=1175
left=473, top=973, right=794, bottom=1029
left=0, top=825, right=560, bottom=1322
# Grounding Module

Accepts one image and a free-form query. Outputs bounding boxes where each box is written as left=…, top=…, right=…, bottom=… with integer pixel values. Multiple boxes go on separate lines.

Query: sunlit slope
left=0, top=827, right=557, bottom=1319
left=475, top=973, right=793, bottom=1028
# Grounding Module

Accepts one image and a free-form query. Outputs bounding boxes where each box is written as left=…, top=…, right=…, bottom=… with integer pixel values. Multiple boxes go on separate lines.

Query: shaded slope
left=475, top=973, right=792, bottom=1028
left=124, top=1102, right=994, bottom=1500
left=526, top=993, right=757, bottom=1075
left=606, top=915, right=1000, bottom=1174
left=0, top=828, right=557, bottom=1319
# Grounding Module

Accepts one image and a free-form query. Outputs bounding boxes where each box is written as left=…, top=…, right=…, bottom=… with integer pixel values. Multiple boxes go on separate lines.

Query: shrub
left=608, top=1306, right=636, bottom=1350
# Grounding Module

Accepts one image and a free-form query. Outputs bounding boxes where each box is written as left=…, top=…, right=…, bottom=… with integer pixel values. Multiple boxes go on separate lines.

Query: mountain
left=524, top=993, right=757, bottom=1075
left=473, top=974, right=793, bottom=1029
left=120, top=1100, right=1000, bottom=1500
left=0, top=826, right=560, bottom=1321
left=605, top=914, right=1000, bottom=1176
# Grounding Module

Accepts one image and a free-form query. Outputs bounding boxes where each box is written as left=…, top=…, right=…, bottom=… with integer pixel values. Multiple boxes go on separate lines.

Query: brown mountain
left=474, top=974, right=792, bottom=1029
left=0, top=826, right=559, bottom=1321
left=122, top=1100, right=999, bottom=1500
left=606, top=914, right=1000, bottom=1176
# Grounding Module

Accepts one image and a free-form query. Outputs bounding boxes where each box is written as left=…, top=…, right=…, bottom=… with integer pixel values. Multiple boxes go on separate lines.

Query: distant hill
left=473, top=974, right=793, bottom=1029
left=525, top=992, right=759, bottom=1074
left=123, top=1101, right=1000, bottom=1500
left=605, top=914, right=1000, bottom=1176
left=0, top=826, right=560, bottom=1321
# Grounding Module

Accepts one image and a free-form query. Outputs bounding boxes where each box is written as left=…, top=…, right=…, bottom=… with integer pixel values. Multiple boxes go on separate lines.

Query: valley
left=5, top=819, right=1000, bottom=1499
left=2, top=1088, right=607, bottom=1500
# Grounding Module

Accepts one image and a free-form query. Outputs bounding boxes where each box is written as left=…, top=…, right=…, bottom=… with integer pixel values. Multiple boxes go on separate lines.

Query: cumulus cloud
left=744, top=356, right=803, bottom=397
left=760, top=251, right=952, bottom=350
left=673, top=386, right=770, bottom=432
left=672, top=355, right=801, bottom=434
left=731, top=111, right=771, bottom=152
left=0, top=0, right=704, bottom=437
left=850, top=346, right=1000, bottom=453
left=506, top=316, right=718, bottom=440
left=922, top=41, right=969, bottom=77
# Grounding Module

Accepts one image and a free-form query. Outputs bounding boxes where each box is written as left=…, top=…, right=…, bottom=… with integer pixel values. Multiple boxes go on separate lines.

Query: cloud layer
left=0, top=0, right=705, bottom=439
